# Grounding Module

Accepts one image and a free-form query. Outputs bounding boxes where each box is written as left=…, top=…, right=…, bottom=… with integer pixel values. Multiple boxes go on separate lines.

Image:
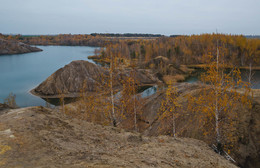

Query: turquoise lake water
left=0, top=46, right=259, bottom=107
left=0, top=46, right=98, bottom=107
left=185, top=70, right=260, bottom=89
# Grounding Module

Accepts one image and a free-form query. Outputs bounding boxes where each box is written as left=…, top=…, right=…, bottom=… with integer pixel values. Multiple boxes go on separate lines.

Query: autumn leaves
left=65, top=54, right=143, bottom=131
left=158, top=81, right=181, bottom=138
left=161, top=46, right=253, bottom=155
left=96, top=34, right=260, bottom=68
left=63, top=34, right=255, bottom=156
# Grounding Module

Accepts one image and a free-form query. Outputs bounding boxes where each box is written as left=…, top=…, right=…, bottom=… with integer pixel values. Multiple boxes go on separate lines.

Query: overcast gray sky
left=0, top=0, right=259, bottom=35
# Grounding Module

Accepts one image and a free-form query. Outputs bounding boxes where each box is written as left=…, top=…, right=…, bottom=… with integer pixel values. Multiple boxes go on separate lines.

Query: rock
left=0, top=106, right=237, bottom=168
left=31, top=60, right=159, bottom=98
left=0, top=38, right=42, bottom=55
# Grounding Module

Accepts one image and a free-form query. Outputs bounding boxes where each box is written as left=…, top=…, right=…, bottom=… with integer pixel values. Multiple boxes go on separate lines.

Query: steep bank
left=139, top=83, right=260, bottom=168
left=0, top=106, right=236, bottom=168
left=0, top=38, right=42, bottom=55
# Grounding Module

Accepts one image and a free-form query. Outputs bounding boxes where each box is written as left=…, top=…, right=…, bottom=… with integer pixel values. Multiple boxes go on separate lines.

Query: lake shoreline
left=187, top=64, right=260, bottom=70
left=0, top=38, right=43, bottom=55
left=0, top=45, right=99, bottom=107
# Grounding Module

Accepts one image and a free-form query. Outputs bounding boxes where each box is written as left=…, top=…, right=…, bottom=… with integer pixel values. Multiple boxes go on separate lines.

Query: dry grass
left=252, top=89, right=260, bottom=98
left=179, top=65, right=194, bottom=74
left=0, top=106, right=237, bottom=168
left=163, top=75, right=186, bottom=84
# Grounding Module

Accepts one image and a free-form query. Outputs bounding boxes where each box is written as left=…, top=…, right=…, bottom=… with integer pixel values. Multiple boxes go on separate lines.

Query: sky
left=0, top=0, right=259, bottom=35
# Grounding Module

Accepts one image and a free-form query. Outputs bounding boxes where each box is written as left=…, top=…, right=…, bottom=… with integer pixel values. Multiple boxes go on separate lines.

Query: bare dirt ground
left=0, top=106, right=237, bottom=168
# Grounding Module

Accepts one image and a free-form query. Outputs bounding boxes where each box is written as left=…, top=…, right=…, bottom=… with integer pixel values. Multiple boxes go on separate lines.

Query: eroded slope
left=0, top=106, right=236, bottom=168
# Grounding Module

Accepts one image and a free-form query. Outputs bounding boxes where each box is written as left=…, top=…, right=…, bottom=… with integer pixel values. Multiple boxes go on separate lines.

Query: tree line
left=1, top=33, right=259, bottom=67
left=90, top=33, right=163, bottom=37
left=0, top=34, right=111, bottom=47
left=94, top=34, right=260, bottom=67
left=0, top=33, right=160, bottom=47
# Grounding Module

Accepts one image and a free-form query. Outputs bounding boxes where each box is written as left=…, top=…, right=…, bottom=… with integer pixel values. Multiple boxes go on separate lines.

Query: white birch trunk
left=216, top=45, right=220, bottom=144
left=133, top=69, right=137, bottom=131
left=110, top=55, right=116, bottom=126
left=249, top=63, right=252, bottom=84
left=134, top=94, right=137, bottom=131
left=172, top=112, right=176, bottom=138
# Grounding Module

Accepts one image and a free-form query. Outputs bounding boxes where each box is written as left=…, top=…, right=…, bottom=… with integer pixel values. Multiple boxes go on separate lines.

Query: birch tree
left=119, top=70, right=141, bottom=131
left=188, top=46, right=252, bottom=153
left=159, top=81, right=181, bottom=138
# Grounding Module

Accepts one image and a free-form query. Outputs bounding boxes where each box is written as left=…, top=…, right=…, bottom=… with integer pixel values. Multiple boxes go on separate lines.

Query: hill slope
left=31, top=60, right=159, bottom=98
left=139, top=83, right=260, bottom=168
left=0, top=38, right=42, bottom=55
left=0, top=106, right=236, bottom=168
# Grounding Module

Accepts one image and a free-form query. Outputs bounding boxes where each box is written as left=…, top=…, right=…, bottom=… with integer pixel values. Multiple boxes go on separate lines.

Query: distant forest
left=245, top=35, right=260, bottom=39
left=96, top=34, right=260, bottom=67
left=1, top=33, right=259, bottom=66
left=90, top=33, right=164, bottom=37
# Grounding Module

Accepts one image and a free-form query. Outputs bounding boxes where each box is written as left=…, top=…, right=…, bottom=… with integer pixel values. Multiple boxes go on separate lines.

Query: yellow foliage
left=187, top=47, right=252, bottom=151
left=0, top=144, right=11, bottom=166
left=99, top=34, right=260, bottom=68
left=119, top=70, right=143, bottom=130
left=0, top=145, right=11, bottom=155
left=158, top=81, right=181, bottom=137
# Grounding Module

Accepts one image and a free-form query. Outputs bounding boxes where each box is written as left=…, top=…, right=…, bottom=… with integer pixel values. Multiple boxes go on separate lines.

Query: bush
left=4, top=92, right=18, bottom=108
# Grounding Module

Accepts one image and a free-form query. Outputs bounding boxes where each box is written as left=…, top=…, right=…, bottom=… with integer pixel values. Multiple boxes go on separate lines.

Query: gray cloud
left=0, top=0, right=259, bottom=35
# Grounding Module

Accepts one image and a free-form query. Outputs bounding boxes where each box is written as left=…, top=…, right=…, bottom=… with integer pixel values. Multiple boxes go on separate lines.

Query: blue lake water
left=141, top=85, right=158, bottom=98
left=0, top=46, right=98, bottom=107
left=1, top=46, right=259, bottom=107
left=185, top=70, right=260, bottom=89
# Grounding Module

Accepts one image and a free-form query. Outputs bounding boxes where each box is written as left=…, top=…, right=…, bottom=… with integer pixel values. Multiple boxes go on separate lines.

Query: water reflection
left=185, top=70, right=260, bottom=89
left=114, top=85, right=159, bottom=100
left=141, top=85, right=158, bottom=98
left=43, top=97, right=78, bottom=106
left=0, top=46, right=98, bottom=107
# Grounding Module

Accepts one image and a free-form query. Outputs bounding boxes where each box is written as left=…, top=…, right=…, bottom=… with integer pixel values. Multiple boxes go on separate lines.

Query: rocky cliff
left=0, top=38, right=42, bottom=55
left=0, top=106, right=237, bottom=168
